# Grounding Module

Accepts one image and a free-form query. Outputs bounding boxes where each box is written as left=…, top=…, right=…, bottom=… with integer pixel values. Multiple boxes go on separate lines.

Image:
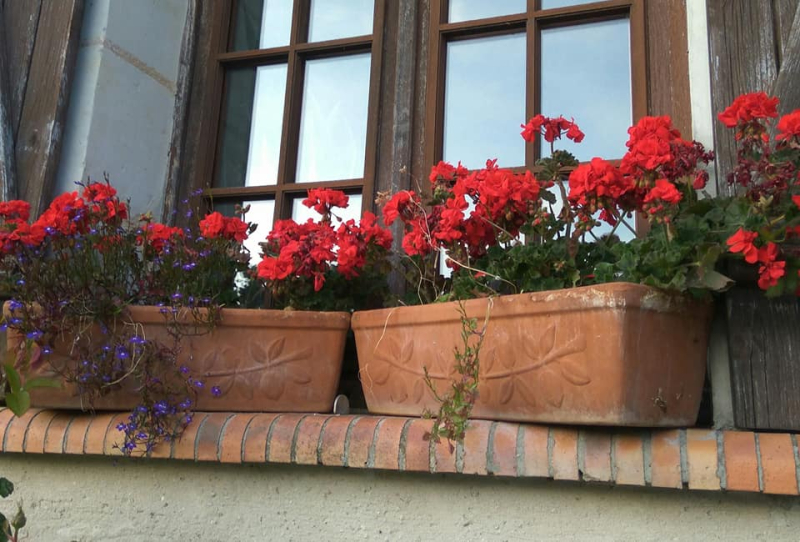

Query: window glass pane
left=308, top=0, right=373, bottom=42
left=245, top=65, right=288, bottom=186
left=444, top=34, right=526, bottom=169
left=291, top=193, right=362, bottom=224
left=216, top=65, right=287, bottom=188
left=296, top=54, right=371, bottom=183
left=448, top=0, right=526, bottom=22
left=231, top=0, right=293, bottom=51
left=545, top=185, right=635, bottom=242
left=540, top=18, right=631, bottom=161
left=540, top=0, right=600, bottom=9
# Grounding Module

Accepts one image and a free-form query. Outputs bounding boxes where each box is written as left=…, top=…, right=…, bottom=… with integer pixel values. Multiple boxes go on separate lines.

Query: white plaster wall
left=56, top=0, right=188, bottom=219
left=1, top=455, right=799, bottom=541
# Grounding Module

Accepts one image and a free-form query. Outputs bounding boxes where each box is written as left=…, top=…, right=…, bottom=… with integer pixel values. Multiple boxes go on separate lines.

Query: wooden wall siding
left=707, top=0, right=799, bottom=196
left=645, top=0, right=692, bottom=139
left=0, top=0, right=83, bottom=212
left=0, top=7, right=16, bottom=202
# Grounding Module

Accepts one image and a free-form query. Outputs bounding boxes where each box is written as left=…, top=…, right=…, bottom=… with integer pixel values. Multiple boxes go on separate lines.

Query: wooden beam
left=772, top=0, right=800, bottom=113
left=0, top=7, right=18, bottom=202
left=2, top=0, right=43, bottom=139
left=15, top=0, right=83, bottom=216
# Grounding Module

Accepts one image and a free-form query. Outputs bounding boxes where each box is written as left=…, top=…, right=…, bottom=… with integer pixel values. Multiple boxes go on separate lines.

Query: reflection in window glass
left=308, top=0, right=373, bottom=42
left=245, top=64, right=288, bottom=187
left=448, top=0, right=525, bottom=22
left=296, top=54, right=371, bottom=183
left=540, top=18, right=631, bottom=161
left=546, top=185, right=635, bottom=242
left=216, top=68, right=256, bottom=188
left=540, top=0, right=600, bottom=10
left=444, top=34, right=526, bottom=169
left=231, top=0, right=292, bottom=51
left=291, top=193, right=363, bottom=224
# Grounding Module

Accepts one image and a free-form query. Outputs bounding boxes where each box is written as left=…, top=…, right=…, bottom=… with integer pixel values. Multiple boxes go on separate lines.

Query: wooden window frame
left=196, top=0, right=385, bottom=222
left=422, top=0, right=647, bottom=172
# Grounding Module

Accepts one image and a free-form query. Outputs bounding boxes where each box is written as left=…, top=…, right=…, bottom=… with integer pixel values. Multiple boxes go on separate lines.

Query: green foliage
left=0, top=477, right=25, bottom=542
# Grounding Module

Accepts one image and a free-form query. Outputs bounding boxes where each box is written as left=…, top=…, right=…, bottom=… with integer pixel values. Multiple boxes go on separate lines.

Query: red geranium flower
left=776, top=110, right=800, bottom=141
left=718, top=92, right=779, bottom=128
left=726, top=228, right=759, bottom=264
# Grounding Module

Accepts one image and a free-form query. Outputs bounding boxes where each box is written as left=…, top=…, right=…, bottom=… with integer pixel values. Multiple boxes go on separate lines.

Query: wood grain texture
left=16, top=0, right=83, bottom=216
left=645, top=0, right=692, bottom=137
left=0, top=0, right=18, bottom=200
left=707, top=0, right=780, bottom=196
left=162, top=0, right=198, bottom=223
left=773, top=0, right=798, bottom=66
left=2, top=0, right=42, bottom=139
left=771, top=1, right=800, bottom=114
left=726, top=289, right=800, bottom=431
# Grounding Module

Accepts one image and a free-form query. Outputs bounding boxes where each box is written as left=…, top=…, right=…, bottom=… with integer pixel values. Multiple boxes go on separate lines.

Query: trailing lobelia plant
left=0, top=180, right=253, bottom=454
left=256, top=188, right=394, bottom=311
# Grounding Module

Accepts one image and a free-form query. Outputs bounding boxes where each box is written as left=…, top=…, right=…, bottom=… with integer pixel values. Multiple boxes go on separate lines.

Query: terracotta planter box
left=5, top=304, right=350, bottom=412
left=352, top=283, right=712, bottom=426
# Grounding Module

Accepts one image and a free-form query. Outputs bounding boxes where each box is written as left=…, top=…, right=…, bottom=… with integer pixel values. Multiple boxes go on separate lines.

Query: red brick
left=434, top=436, right=458, bottom=474
left=345, top=417, right=381, bottom=469
left=758, top=433, right=798, bottom=495
left=267, top=413, right=306, bottom=464
left=22, top=410, right=58, bottom=454
left=242, top=414, right=281, bottom=463
left=373, top=417, right=407, bottom=470
left=3, top=409, right=39, bottom=453
left=650, top=430, right=682, bottom=489
left=403, top=419, right=434, bottom=472
left=63, top=416, right=93, bottom=455
left=614, top=433, right=645, bottom=486
left=43, top=413, right=75, bottom=454
left=318, top=415, right=356, bottom=467
left=219, top=413, right=257, bottom=464
left=0, top=409, right=17, bottom=449
left=293, top=415, right=329, bottom=465
left=103, top=414, right=129, bottom=456
left=462, top=420, right=493, bottom=475
left=686, top=429, right=721, bottom=490
left=551, top=428, right=579, bottom=481
left=172, top=413, right=209, bottom=460
left=490, top=423, right=518, bottom=476
left=83, top=413, right=116, bottom=455
left=195, top=413, right=232, bottom=462
left=520, top=425, right=549, bottom=478
left=581, top=431, right=612, bottom=483
left=723, top=432, right=759, bottom=492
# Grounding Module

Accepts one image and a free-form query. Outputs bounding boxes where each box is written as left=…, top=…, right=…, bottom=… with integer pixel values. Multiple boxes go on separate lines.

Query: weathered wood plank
left=162, top=0, right=198, bottom=223
left=16, top=0, right=83, bottom=217
left=726, top=289, right=800, bottom=431
left=707, top=0, right=779, bottom=196
left=0, top=1, right=18, bottom=201
left=773, top=0, right=799, bottom=66
left=645, top=0, right=692, bottom=137
left=3, top=0, right=42, bottom=138
left=771, top=1, right=800, bottom=114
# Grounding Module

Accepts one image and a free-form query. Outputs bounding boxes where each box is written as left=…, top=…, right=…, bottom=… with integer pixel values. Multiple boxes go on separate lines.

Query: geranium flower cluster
left=719, top=92, right=800, bottom=293
left=384, top=159, right=546, bottom=265
left=257, top=188, right=392, bottom=294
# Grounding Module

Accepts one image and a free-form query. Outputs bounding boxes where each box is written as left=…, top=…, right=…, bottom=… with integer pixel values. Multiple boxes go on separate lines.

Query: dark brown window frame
left=197, top=0, right=386, bottom=223
left=422, top=0, right=647, bottom=172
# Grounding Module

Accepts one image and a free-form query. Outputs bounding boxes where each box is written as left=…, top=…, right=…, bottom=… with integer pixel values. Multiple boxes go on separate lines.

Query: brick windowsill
left=0, top=408, right=797, bottom=497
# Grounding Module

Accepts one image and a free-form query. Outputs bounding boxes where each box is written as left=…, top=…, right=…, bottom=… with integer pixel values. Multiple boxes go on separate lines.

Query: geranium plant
left=256, top=188, right=393, bottom=311
left=0, top=180, right=253, bottom=454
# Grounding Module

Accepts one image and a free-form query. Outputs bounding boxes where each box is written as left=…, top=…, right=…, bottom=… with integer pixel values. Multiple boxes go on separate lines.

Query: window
left=202, top=0, right=384, bottom=251
left=423, top=0, right=646, bottom=170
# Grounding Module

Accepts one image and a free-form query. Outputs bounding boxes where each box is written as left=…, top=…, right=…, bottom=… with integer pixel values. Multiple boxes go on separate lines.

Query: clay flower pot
left=352, top=283, right=712, bottom=426
left=5, top=304, right=350, bottom=412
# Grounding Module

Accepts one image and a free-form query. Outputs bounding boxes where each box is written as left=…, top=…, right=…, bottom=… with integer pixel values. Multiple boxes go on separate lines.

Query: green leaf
left=0, top=479, right=13, bottom=498
left=690, top=269, right=734, bottom=292
left=3, top=364, right=21, bottom=393
left=0, top=512, right=8, bottom=542
left=23, top=377, right=62, bottom=391
left=4, top=390, right=30, bottom=417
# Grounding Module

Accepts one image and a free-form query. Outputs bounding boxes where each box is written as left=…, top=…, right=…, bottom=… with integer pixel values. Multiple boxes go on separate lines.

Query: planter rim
left=3, top=302, right=351, bottom=330
left=352, top=282, right=706, bottom=330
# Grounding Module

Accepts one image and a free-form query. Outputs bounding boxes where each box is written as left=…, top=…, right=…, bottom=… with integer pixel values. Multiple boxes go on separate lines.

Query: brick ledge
left=0, top=408, right=797, bottom=496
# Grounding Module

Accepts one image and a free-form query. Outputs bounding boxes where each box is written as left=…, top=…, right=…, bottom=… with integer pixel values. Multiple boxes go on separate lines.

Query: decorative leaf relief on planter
left=363, top=324, right=588, bottom=406
left=198, top=337, right=314, bottom=401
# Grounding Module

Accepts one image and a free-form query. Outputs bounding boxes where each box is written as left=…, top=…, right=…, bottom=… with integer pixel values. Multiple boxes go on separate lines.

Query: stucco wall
left=1, top=454, right=798, bottom=541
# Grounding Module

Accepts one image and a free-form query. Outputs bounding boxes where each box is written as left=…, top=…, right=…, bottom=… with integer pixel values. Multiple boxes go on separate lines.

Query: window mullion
left=526, top=9, right=538, bottom=167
